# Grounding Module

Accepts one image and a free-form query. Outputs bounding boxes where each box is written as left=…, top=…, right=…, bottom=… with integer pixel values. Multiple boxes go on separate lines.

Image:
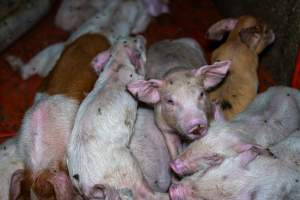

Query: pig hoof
left=170, top=159, right=187, bottom=176
left=169, top=184, right=185, bottom=200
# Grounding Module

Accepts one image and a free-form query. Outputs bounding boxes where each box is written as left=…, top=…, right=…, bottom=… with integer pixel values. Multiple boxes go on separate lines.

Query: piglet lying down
left=67, top=36, right=169, bottom=199
left=170, top=86, right=300, bottom=177
left=170, top=149, right=300, bottom=200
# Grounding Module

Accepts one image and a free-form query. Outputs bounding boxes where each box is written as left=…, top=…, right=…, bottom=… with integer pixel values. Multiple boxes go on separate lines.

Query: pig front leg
left=5, top=43, right=65, bottom=79
left=163, top=132, right=182, bottom=160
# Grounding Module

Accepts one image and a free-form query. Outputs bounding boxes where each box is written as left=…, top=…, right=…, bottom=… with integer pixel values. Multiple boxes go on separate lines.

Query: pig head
left=170, top=120, right=270, bottom=177
left=127, top=60, right=231, bottom=159
left=206, top=15, right=275, bottom=54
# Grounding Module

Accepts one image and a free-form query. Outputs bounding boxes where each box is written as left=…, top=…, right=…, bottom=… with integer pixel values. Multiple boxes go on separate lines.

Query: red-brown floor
left=0, top=0, right=276, bottom=143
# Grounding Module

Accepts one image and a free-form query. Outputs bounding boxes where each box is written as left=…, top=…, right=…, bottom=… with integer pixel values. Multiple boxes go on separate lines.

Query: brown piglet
left=206, top=15, right=275, bottom=119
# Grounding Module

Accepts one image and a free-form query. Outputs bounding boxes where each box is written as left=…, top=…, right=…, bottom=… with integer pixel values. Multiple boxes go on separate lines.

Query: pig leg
left=164, top=132, right=182, bottom=160
left=6, top=42, right=65, bottom=80
left=170, top=152, right=224, bottom=177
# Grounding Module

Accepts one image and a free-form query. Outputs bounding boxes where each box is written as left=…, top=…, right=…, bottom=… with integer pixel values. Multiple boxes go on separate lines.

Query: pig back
left=232, top=86, right=300, bottom=147
left=146, top=38, right=207, bottom=79
left=39, top=33, right=110, bottom=101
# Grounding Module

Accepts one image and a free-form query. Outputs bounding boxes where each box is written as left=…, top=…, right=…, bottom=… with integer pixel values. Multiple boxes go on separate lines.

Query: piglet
left=206, top=15, right=275, bottom=119
left=169, top=149, right=300, bottom=200
left=10, top=33, right=111, bottom=199
left=130, top=108, right=171, bottom=192
left=170, top=86, right=300, bottom=177
left=127, top=38, right=230, bottom=159
left=67, top=36, right=169, bottom=199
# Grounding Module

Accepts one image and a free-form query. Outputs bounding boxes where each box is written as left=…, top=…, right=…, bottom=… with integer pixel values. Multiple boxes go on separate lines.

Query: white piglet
left=67, top=36, right=169, bottom=199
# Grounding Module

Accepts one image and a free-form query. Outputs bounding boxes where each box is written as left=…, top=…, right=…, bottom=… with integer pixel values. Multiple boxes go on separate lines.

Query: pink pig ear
left=206, top=18, right=238, bottom=40
left=9, top=169, right=25, bottom=200
left=127, top=79, right=164, bottom=104
left=91, top=50, right=111, bottom=74
left=195, top=60, right=231, bottom=89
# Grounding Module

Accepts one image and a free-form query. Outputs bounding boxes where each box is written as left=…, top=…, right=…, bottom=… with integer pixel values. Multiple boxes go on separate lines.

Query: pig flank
left=207, top=15, right=275, bottom=120
left=67, top=36, right=168, bottom=199
left=127, top=38, right=230, bottom=159
left=10, top=33, right=110, bottom=199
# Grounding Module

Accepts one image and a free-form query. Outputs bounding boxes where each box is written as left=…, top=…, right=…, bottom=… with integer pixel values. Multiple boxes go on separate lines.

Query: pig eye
left=166, top=98, right=175, bottom=106
left=198, top=92, right=204, bottom=99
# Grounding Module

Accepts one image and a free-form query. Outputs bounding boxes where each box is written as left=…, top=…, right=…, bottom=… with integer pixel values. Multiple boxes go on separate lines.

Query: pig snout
left=169, top=183, right=186, bottom=200
left=182, top=117, right=208, bottom=140
left=170, top=159, right=188, bottom=176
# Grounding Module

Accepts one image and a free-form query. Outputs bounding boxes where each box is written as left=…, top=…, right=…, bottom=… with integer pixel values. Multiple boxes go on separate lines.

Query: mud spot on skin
left=220, top=99, right=232, bottom=110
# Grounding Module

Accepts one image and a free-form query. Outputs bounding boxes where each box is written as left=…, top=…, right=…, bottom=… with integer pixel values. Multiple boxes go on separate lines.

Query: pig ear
left=47, top=171, right=76, bottom=200
left=239, top=26, right=262, bottom=50
left=91, top=50, right=111, bottom=74
left=206, top=18, right=238, bottom=40
left=10, top=169, right=27, bottom=200
left=195, top=60, right=231, bottom=89
left=127, top=79, right=164, bottom=104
